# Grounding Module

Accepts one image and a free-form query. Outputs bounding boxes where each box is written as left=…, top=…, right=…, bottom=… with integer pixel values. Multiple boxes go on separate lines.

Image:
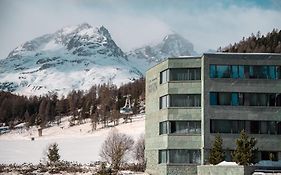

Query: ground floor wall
left=197, top=165, right=256, bottom=175
left=145, top=149, right=198, bottom=175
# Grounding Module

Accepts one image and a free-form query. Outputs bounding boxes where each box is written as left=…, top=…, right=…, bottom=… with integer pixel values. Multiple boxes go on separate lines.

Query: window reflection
left=210, top=65, right=281, bottom=79
left=210, top=92, right=281, bottom=107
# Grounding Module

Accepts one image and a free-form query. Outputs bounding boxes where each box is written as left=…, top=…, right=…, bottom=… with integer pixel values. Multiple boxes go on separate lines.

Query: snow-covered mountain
left=127, top=33, right=196, bottom=72
left=0, top=23, right=142, bottom=96
left=0, top=23, right=196, bottom=96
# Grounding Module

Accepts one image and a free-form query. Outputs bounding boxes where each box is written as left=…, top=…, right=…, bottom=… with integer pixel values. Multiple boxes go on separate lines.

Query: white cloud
left=0, top=0, right=280, bottom=58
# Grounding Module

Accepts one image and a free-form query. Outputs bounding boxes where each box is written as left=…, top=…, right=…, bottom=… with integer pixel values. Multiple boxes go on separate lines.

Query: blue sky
left=0, top=0, right=281, bottom=58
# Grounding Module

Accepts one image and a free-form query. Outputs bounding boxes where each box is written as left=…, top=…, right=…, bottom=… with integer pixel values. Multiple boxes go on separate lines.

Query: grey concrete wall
left=197, top=165, right=256, bottom=175
left=145, top=57, right=202, bottom=175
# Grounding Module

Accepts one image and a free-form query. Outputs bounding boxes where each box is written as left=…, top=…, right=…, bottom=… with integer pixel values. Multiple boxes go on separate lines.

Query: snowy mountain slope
left=0, top=23, right=142, bottom=96
left=0, top=114, right=145, bottom=164
left=127, top=33, right=197, bottom=72
left=0, top=23, right=196, bottom=96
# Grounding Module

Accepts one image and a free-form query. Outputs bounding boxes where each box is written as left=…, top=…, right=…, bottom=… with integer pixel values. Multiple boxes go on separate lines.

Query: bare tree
left=99, top=129, right=134, bottom=170
left=133, top=134, right=145, bottom=171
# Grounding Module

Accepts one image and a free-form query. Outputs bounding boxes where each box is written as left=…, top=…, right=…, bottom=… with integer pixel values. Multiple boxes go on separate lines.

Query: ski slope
left=0, top=115, right=145, bottom=164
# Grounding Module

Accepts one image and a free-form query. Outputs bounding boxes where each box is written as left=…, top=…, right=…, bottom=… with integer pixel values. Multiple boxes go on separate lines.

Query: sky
left=0, top=0, right=281, bottom=59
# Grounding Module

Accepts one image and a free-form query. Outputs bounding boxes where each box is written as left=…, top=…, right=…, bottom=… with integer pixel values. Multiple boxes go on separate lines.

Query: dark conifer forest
left=0, top=78, right=145, bottom=128
left=220, top=29, right=281, bottom=53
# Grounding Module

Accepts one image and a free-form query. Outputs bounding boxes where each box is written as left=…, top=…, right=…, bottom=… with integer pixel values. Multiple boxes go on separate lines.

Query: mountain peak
left=160, top=33, right=195, bottom=56
left=98, top=26, right=111, bottom=40
left=163, top=33, right=185, bottom=42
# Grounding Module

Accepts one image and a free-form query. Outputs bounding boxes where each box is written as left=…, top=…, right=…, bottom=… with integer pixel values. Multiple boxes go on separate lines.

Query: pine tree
left=232, top=130, right=257, bottom=165
left=208, top=135, right=224, bottom=165
left=47, top=143, right=60, bottom=164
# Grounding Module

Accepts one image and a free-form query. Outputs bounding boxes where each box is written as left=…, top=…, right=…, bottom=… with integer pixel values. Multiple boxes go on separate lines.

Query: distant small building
left=0, top=126, right=10, bottom=134
left=145, top=53, right=281, bottom=175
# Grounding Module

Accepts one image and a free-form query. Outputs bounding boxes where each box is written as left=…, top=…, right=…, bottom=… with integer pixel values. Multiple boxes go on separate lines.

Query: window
left=170, top=94, right=201, bottom=107
left=210, top=64, right=280, bottom=79
left=170, top=121, right=201, bottom=134
left=169, top=150, right=201, bottom=164
left=159, top=121, right=168, bottom=135
left=217, top=65, right=231, bottom=78
left=211, top=120, right=231, bottom=133
left=232, top=65, right=239, bottom=78
left=210, top=65, right=216, bottom=78
left=210, top=92, right=218, bottom=105
left=277, top=121, right=281, bottom=134
left=238, top=66, right=245, bottom=78
left=213, top=120, right=281, bottom=135
left=218, top=92, right=231, bottom=105
left=160, top=95, right=169, bottom=109
left=231, top=93, right=239, bottom=106
left=160, top=69, right=169, bottom=84
left=211, top=120, right=245, bottom=134
left=170, top=68, right=201, bottom=81
left=268, top=66, right=277, bottom=79
left=159, top=150, right=168, bottom=163
left=261, top=151, right=278, bottom=161
left=250, top=121, right=259, bottom=134
left=210, top=92, right=281, bottom=107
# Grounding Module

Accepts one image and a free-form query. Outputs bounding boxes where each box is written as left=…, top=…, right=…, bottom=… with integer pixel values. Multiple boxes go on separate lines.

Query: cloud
left=0, top=0, right=280, bottom=58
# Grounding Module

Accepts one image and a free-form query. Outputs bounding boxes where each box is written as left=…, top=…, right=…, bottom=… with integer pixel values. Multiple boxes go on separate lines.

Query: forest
left=0, top=78, right=145, bottom=129
left=220, top=29, right=281, bottom=53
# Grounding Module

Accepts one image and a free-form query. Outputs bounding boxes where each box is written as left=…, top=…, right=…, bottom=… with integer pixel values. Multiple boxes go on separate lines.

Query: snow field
left=0, top=114, right=145, bottom=164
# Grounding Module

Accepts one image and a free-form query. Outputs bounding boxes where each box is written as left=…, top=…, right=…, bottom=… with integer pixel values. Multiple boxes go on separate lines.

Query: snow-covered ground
left=0, top=114, right=145, bottom=164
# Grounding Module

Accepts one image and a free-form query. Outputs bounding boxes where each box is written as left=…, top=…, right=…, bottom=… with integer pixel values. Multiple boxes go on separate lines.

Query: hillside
left=221, top=29, right=281, bottom=53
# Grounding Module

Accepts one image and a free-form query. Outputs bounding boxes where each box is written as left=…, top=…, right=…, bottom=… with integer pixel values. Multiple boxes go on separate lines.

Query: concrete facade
left=145, top=53, right=281, bottom=175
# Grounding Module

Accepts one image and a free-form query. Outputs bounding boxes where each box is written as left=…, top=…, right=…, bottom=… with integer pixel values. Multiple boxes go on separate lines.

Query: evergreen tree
left=47, top=143, right=60, bottom=164
left=232, top=130, right=257, bottom=165
left=209, top=135, right=224, bottom=165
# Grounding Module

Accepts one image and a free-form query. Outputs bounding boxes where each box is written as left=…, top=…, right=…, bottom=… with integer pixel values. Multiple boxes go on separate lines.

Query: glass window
left=269, top=94, right=276, bottom=106
left=170, top=68, right=201, bottom=81
left=276, top=94, right=281, bottom=106
left=277, top=122, right=281, bottom=134
left=170, top=121, right=201, bottom=134
left=195, top=68, right=201, bottom=80
left=260, top=121, right=268, bottom=134
left=210, top=92, right=217, bottom=105
left=244, top=65, right=250, bottom=78
left=261, top=151, right=278, bottom=161
left=231, top=93, right=239, bottom=106
left=248, top=93, right=258, bottom=106
left=160, top=69, right=169, bottom=84
left=169, top=150, right=201, bottom=164
left=210, top=120, right=231, bottom=133
left=159, top=150, right=167, bottom=163
left=250, top=121, right=260, bottom=134
left=170, top=94, right=201, bottom=107
left=218, top=92, right=231, bottom=105
left=268, top=66, right=277, bottom=79
left=210, top=65, right=216, bottom=78
left=212, top=120, right=281, bottom=135
left=232, top=65, right=239, bottom=78
left=217, top=65, right=231, bottom=78
left=160, top=95, right=169, bottom=109
left=278, top=66, right=281, bottom=79
left=191, top=150, right=201, bottom=164
left=160, top=121, right=168, bottom=135
left=232, top=120, right=245, bottom=133
left=268, top=121, right=276, bottom=135
left=238, top=66, right=245, bottom=78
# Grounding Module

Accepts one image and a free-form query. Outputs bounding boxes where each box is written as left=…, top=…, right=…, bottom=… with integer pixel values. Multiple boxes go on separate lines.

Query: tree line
left=0, top=78, right=145, bottom=129
left=220, top=29, right=281, bottom=53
